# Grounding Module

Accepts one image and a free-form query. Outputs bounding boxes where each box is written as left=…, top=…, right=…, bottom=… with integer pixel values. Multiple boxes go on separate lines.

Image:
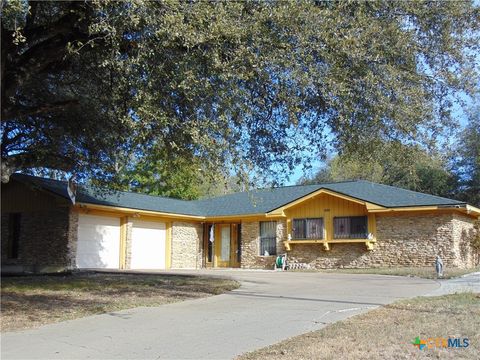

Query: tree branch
left=2, top=99, right=80, bottom=121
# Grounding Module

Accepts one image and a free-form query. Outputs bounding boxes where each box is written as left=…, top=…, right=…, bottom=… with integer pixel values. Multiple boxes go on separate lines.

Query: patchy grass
left=238, top=293, right=480, bottom=360
left=1, top=272, right=238, bottom=332
left=316, top=266, right=480, bottom=279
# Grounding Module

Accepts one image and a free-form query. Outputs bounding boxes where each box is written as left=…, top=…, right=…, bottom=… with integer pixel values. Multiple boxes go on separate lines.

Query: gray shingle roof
left=13, top=174, right=203, bottom=216
left=12, top=174, right=466, bottom=217
left=195, top=180, right=465, bottom=216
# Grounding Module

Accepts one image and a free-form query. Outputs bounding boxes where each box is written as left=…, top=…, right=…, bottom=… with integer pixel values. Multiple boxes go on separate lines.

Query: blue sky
left=285, top=92, right=475, bottom=186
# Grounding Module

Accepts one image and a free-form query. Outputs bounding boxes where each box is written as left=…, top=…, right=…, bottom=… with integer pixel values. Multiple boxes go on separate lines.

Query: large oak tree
left=2, top=0, right=479, bottom=193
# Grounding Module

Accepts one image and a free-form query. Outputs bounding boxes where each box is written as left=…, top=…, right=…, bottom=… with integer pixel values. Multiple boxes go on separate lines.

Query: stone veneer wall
left=241, top=219, right=287, bottom=269
left=171, top=222, right=203, bottom=269
left=451, top=213, right=477, bottom=268
left=240, top=213, right=478, bottom=270
left=1, top=206, right=77, bottom=273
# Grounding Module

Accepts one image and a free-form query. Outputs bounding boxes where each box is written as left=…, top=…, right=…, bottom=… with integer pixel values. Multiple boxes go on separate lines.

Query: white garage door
left=76, top=214, right=120, bottom=269
left=131, top=220, right=166, bottom=269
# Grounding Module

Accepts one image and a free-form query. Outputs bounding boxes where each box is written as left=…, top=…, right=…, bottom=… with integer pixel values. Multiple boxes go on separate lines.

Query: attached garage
left=131, top=219, right=166, bottom=270
left=75, top=215, right=166, bottom=270
left=76, top=214, right=121, bottom=269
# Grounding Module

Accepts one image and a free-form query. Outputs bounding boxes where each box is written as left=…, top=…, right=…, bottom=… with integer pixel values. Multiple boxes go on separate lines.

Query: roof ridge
left=257, top=179, right=359, bottom=190
left=197, top=179, right=361, bottom=200
left=212, top=180, right=361, bottom=196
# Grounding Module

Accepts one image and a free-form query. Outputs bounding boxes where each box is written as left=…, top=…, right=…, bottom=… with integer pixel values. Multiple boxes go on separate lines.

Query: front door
left=215, top=224, right=231, bottom=267
left=211, top=223, right=241, bottom=268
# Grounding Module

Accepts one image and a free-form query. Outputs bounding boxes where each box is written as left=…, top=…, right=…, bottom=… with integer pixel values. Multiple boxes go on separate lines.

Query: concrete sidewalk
left=1, top=271, right=438, bottom=360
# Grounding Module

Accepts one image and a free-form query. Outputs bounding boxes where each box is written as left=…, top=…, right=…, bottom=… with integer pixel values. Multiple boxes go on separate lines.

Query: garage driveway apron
left=1, top=270, right=438, bottom=360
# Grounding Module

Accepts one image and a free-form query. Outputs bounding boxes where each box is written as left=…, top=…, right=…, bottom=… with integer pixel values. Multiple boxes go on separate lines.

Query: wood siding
left=285, top=193, right=371, bottom=241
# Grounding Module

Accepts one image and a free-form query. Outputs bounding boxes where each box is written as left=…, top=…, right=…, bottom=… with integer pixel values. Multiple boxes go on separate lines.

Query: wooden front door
left=212, top=223, right=241, bottom=268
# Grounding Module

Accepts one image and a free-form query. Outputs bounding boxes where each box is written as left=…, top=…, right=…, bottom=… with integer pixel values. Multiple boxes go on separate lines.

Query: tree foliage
left=105, top=151, right=243, bottom=200
left=455, top=106, right=480, bottom=206
left=301, top=142, right=457, bottom=198
left=2, top=0, right=479, bottom=192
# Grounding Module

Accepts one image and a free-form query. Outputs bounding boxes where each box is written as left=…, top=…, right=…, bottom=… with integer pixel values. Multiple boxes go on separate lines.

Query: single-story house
left=1, top=174, right=479, bottom=273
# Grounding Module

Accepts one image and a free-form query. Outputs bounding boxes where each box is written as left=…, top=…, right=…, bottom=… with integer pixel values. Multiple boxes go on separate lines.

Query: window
left=8, top=213, right=21, bottom=259
left=333, top=216, right=368, bottom=239
left=292, top=218, right=324, bottom=239
left=259, top=221, right=276, bottom=256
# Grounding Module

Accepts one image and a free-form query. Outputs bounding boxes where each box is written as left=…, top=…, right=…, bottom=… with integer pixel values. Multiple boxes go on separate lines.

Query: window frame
left=291, top=218, right=324, bottom=240
left=259, top=221, right=277, bottom=256
left=333, top=216, right=368, bottom=239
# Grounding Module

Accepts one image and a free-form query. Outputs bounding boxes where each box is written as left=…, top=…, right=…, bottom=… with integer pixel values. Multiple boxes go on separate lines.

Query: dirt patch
left=1, top=272, right=238, bottom=332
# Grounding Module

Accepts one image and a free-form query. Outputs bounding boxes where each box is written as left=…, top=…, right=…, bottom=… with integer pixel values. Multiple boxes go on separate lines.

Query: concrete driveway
left=1, top=270, right=438, bottom=360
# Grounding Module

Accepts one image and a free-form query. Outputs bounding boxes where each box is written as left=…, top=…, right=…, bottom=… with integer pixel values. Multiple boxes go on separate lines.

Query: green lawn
left=1, top=272, right=238, bottom=332
left=239, top=293, right=480, bottom=360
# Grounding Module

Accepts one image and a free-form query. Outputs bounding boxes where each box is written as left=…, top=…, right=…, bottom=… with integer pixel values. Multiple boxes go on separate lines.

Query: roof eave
left=466, top=204, right=480, bottom=217
left=369, top=203, right=480, bottom=218
left=75, top=203, right=206, bottom=220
